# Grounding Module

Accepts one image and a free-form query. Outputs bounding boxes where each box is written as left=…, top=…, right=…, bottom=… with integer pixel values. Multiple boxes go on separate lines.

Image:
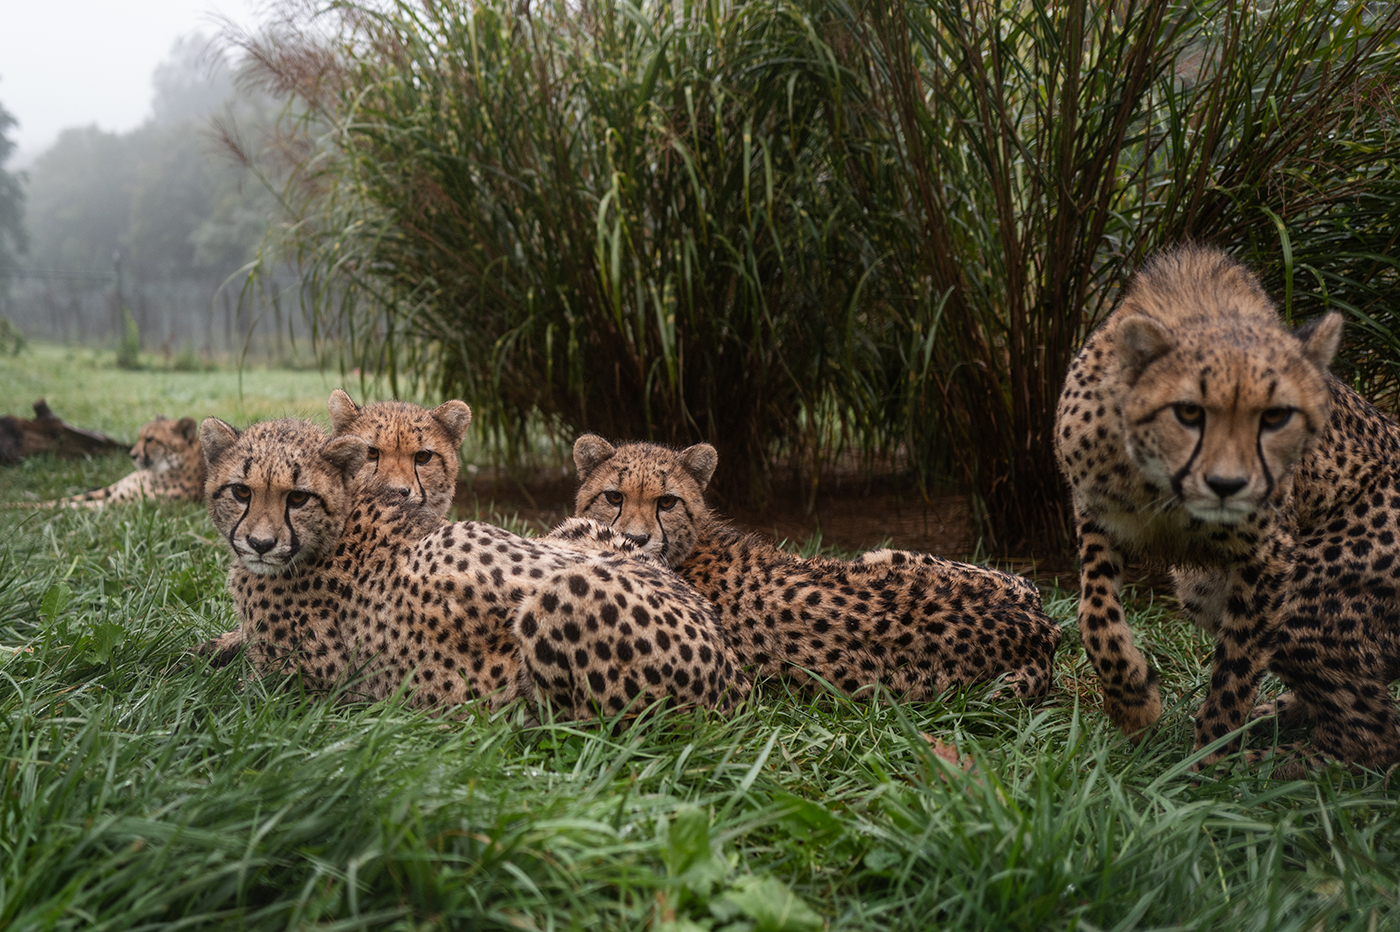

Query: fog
left=0, top=31, right=302, bottom=362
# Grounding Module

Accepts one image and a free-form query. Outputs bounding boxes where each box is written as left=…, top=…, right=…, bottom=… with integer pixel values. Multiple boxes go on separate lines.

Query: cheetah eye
left=604, top=490, right=624, bottom=507
left=657, top=495, right=680, bottom=511
left=1173, top=403, right=1204, bottom=428
left=287, top=490, right=311, bottom=507
left=366, top=447, right=380, bottom=461
left=232, top=484, right=251, bottom=501
left=1260, top=408, right=1293, bottom=430
left=414, top=450, right=433, bottom=465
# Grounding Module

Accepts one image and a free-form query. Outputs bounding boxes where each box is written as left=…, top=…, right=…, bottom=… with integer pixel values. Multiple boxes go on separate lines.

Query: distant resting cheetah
left=14, top=416, right=204, bottom=509
left=572, top=436, right=1062, bottom=700
left=328, top=388, right=471, bottom=516
left=1056, top=245, right=1400, bottom=775
left=199, top=417, right=748, bottom=719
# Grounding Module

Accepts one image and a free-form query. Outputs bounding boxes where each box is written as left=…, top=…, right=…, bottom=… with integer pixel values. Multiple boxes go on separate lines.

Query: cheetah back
left=573, top=436, right=1061, bottom=700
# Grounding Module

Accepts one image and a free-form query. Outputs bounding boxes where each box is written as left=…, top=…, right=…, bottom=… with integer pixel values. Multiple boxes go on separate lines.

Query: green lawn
left=1, top=348, right=1396, bottom=930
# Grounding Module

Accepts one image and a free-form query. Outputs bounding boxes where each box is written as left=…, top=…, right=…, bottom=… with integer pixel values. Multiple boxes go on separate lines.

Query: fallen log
left=0, top=400, right=129, bottom=465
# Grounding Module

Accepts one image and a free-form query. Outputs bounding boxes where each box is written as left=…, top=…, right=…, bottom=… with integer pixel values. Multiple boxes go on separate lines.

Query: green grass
left=1, top=467, right=1397, bottom=930
left=0, top=342, right=506, bottom=492
left=0, top=342, right=340, bottom=442
left=1, top=349, right=1397, bottom=929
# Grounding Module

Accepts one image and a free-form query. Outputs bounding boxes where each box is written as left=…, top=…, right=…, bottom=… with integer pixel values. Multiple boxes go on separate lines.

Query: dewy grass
left=2, top=456, right=1397, bottom=930
left=0, top=342, right=339, bottom=440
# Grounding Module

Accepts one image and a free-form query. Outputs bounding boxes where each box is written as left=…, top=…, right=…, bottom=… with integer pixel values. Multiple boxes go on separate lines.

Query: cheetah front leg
left=1074, top=512, right=1161, bottom=737
left=1174, top=566, right=1308, bottom=731
left=1188, top=555, right=1287, bottom=769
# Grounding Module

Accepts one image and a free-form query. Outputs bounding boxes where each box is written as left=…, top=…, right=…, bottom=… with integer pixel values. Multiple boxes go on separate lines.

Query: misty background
left=0, top=33, right=299, bottom=364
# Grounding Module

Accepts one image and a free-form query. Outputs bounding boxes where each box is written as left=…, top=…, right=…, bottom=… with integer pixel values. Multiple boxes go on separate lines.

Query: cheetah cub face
left=201, top=418, right=367, bottom=575
left=1113, top=287, right=1340, bottom=524
left=573, top=435, right=716, bottom=565
left=327, top=389, right=471, bottom=515
left=132, top=416, right=200, bottom=473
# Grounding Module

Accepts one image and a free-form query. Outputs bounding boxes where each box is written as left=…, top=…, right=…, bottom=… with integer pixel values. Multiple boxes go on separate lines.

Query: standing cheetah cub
left=199, top=417, right=747, bottom=718
left=1056, top=245, right=1400, bottom=775
left=16, top=416, right=204, bottom=509
left=327, top=388, right=471, bottom=516
left=572, top=436, right=1061, bottom=700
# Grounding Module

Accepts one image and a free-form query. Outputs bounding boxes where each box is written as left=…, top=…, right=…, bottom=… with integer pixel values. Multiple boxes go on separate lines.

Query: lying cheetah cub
left=202, top=390, right=473, bottom=659
left=200, top=417, right=747, bottom=718
left=1056, top=245, right=1400, bottom=775
left=573, top=436, right=1061, bottom=700
left=328, top=388, right=471, bottom=516
left=17, top=416, right=204, bottom=509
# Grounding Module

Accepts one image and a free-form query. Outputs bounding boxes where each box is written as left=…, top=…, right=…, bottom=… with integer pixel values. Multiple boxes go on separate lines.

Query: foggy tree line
left=0, top=36, right=299, bottom=362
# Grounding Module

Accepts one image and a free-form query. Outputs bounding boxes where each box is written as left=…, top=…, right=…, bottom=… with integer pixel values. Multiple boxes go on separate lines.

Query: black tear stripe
left=283, top=498, right=300, bottom=559
left=229, top=491, right=250, bottom=550
left=1169, top=429, right=1206, bottom=497
left=1255, top=427, right=1276, bottom=501
left=655, top=501, right=672, bottom=556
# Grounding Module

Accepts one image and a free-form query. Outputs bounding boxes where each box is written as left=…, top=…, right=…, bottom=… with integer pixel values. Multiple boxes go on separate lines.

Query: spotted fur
left=1055, top=245, right=1400, bottom=775
left=197, top=417, right=747, bottom=718
left=573, top=436, right=1062, bottom=700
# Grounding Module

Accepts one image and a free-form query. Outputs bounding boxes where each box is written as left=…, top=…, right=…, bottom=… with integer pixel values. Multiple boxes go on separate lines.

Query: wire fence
left=0, top=265, right=307, bottom=363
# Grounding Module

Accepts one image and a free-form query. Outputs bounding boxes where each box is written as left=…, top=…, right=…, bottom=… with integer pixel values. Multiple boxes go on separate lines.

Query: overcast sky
left=0, top=0, right=264, bottom=168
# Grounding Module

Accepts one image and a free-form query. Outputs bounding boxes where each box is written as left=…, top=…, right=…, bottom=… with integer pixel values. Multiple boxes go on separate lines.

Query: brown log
left=0, top=400, right=129, bottom=465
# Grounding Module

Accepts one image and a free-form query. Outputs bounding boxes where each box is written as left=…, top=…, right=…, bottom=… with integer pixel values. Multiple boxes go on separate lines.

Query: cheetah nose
left=623, top=532, right=651, bottom=548
left=1205, top=475, right=1248, bottom=499
left=247, top=536, right=277, bottom=555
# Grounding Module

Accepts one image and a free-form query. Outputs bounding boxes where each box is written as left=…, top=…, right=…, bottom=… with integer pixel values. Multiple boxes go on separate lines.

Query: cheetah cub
left=1056, top=245, right=1400, bottom=775
left=327, top=388, right=471, bottom=516
left=572, top=436, right=1061, bottom=700
left=15, top=416, right=204, bottom=509
left=200, top=417, right=748, bottom=719
left=201, top=390, right=474, bottom=658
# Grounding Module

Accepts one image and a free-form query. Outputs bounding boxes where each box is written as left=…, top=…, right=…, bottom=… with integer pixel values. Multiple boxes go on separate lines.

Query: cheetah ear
left=321, top=435, right=368, bottom=482
left=573, top=434, right=617, bottom=478
left=678, top=443, right=718, bottom=491
left=1296, top=312, right=1342, bottom=370
left=431, top=400, right=472, bottom=446
left=199, top=417, right=240, bottom=467
left=176, top=417, right=199, bottom=444
left=1116, top=315, right=1174, bottom=380
left=327, top=389, right=361, bottom=434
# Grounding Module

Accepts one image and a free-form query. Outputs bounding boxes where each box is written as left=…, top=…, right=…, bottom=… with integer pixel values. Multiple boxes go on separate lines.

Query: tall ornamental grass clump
left=238, top=0, right=1400, bottom=549
left=838, top=0, right=1400, bottom=547
left=239, top=0, right=885, bottom=502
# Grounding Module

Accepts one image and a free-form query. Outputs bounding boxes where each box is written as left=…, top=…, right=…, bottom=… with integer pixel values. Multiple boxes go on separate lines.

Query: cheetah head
left=327, top=389, right=471, bottom=517
left=572, top=435, right=717, bottom=566
left=1113, top=250, right=1342, bottom=524
left=201, top=417, right=367, bottom=575
left=131, top=416, right=200, bottom=473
